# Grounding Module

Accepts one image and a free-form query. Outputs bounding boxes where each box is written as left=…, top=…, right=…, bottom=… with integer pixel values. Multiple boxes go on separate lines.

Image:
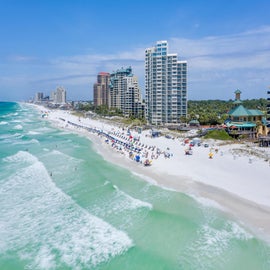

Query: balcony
left=227, top=130, right=256, bottom=137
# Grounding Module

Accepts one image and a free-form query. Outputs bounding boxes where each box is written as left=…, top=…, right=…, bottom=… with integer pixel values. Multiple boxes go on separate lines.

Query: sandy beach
left=35, top=105, right=270, bottom=241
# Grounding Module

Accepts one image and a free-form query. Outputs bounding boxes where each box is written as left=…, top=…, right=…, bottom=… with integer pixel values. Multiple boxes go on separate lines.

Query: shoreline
left=88, top=129, right=270, bottom=242
left=31, top=104, right=270, bottom=242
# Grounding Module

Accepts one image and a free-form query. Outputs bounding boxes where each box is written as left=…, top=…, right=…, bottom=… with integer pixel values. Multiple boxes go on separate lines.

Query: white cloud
left=168, top=26, right=270, bottom=99
left=170, top=26, right=270, bottom=70
left=1, top=26, right=269, bottom=101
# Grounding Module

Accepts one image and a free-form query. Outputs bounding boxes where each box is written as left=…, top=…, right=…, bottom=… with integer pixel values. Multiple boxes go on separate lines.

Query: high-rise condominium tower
left=109, top=66, right=144, bottom=118
left=109, top=67, right=132, bottom=110
left=145, top=40, right=187, bottom=125
left=51, top=86, right=66, bottom=104
left=93, top=67, right=144, bottom=118
left=122, top=75, right=144, bottom=118
left=93, top=72, right=110, bottom=106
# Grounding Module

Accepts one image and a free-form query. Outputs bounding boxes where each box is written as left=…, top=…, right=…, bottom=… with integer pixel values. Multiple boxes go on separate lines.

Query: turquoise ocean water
left=0, top=101, right=270, bottom=270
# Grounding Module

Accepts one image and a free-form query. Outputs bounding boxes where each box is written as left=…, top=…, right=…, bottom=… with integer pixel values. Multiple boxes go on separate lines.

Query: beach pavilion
left=225, top=90, right=266, bottom=139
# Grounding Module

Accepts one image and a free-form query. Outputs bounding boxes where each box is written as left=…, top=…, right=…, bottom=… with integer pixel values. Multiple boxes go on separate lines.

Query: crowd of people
left=66, top=120, right=174, bottom=166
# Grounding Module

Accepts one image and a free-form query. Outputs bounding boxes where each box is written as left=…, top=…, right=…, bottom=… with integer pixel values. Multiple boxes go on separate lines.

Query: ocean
left=0, top=101, right=270, bottom=270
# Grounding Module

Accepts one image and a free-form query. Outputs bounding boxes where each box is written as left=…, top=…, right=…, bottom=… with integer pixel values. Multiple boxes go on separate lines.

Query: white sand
left=34, top=105, right=270, bottom=241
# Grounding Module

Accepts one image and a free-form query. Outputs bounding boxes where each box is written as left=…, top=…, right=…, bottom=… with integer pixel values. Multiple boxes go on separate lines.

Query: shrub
left=204, top=129, right=232, bottom=140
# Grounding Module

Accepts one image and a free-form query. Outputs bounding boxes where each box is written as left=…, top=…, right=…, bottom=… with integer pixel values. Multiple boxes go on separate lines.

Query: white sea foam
left=62, top=131, right=73, bottom=135
left=12, top=138, right=40, bottom=145
left=104, top=180, right=110, bottom=186
left=112, top=185, right=153, bottom=210
left=13, top=124, right=23, bottom=130
left=30, top=139, right=39, bottom=144
left=35, top=127, right=54, bottom=133
left=159, top=185, right=178, bottom=192
left=189, top=194, right=225, bottom=211
left=11, top=119, right=22, bottom=123
left=196, top=220, right=253, bottom=255
left=0, top=132, right=23, bottom=140
left=132, top=171, right=158, bottom=185
left=0, top=152, right=133, bottom=269
left=3, top=150, right=38, bottom=164
left=27, top=130, right=40, bottom=135
left=22, top=118, right=35, bottom=123
left=227, top=221, right=253, bottom=240
left=48, top=149, right=84, bottom=163
left=0, top=121, right=8, bottom=125
left=179, top=218, right=253, bottom=269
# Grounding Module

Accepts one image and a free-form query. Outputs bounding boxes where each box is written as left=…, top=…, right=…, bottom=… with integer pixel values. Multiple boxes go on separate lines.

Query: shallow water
left=0, top=102, right=270, bottom=270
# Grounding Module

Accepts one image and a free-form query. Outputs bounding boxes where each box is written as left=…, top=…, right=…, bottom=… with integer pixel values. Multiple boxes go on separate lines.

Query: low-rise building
left=225, top=90, right=266, bottom=139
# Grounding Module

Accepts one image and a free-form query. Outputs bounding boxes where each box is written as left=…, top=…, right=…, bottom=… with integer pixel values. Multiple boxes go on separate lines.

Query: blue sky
left=0, top=0, right=270, bottom=101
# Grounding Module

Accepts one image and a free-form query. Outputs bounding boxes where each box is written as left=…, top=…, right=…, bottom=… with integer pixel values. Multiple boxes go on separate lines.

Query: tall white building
left=51, top=86, right=66, bottom=104
left=145, top=41, right=187, bottom=125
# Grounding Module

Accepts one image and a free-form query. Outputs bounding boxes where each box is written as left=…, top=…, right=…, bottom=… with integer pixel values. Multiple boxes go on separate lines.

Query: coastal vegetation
left=187, top=99, right=267, bottom=125
left=203, top=129, right=232, bottom=140
left=120, top=117, right=147, bottom=127
left=77, top=103, right=123, bottom=117
left=76, top=98, right=267, bottom=126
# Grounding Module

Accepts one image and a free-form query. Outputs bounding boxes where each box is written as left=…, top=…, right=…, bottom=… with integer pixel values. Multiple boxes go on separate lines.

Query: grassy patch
left=204, top=129, right=232, bottom=140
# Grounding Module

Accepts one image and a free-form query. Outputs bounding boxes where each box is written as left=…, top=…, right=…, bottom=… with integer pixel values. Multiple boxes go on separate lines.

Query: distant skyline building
left=145, top=40, right=187, bottom=125
left=51, top=86, right=66, bottom=104
left=93, top=72, right=110, bottom=107
left=34, top=92, right=43, bottom=103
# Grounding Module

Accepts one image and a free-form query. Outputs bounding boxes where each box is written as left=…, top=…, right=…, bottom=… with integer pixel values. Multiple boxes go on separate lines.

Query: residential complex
left=93, top=72, right=110, bottom=106
left=51, top=86, right=67, bottom=104
left=32, top=86, right=68, bottom=108
left=109, top=67, right=133, bottom=110
left=145, top=40, right=187, bottom=125
left=122, top=74, right=144, bottom=118
left=93, top=67, right=144, bottom=118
